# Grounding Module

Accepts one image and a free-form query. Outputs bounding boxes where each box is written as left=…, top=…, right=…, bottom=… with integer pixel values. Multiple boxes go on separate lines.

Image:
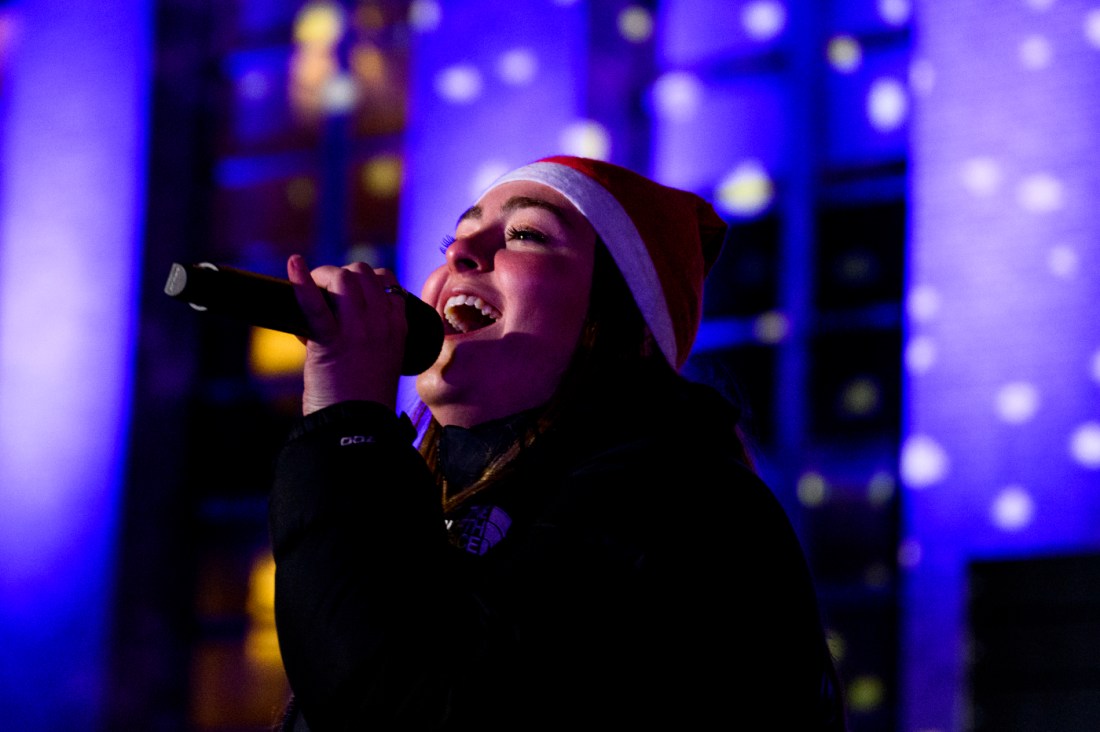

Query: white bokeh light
left=878, top=0, right=911, bottom=25
left=1016, top=173, right=1065, bottom=213
left=559, top=119, right=611, bottom=160
left=408, top=0, right=442, bottom=32
left=469, top=160, right=511, bottom=199
left=497, top=48, right=538, bottom=85
left=867, top=77, right=908, bottom=131
left=322, top=73, right=358, bottom=113
left=909, top=58, right=936, bottom=96
left=1070, top=422, right=1100, bottom=468
left=960, top=157, right=1003, bottom=196
left=827, top=35, right=862, bottom=73
left=901, top=434, right=950, bottom=488
left=715, top=160, right=775, bottom=217
left=867, top=471, right=896, bottom=506
left=905, top=335, right=937, bottom=374
left=434, top=64, right=482, bottom=103
left=907, top=284, right=941, bottom=322
left=618, top=5, right=654, bottom=43
left=1019, top=35, right=1053, bottom=69
left=1048, top=244, right=1079, bottom=278
left=897, top=538, right=922, bottom=568
left=1087, top=9, right=1100, bottom=48
left=1025, top=0, right=1055, bottom=10
left=991, top=485, right=1036, bottom=531
left=797, top=471, right=828, bottom=507
left=651, top=71, right=704, bottom=121
left=742, top=1, right=786, bottom=41
left=996, top=381, right=1041, bottom=424
left=753, top=311, right=790, bottom=344
left=843, top=378, right=880, bottom=417
left=1091, top=348, right=1100, bottom=384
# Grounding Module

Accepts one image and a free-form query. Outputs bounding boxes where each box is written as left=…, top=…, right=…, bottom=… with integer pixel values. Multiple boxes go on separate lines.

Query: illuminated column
left=903, top=3, right=1100, bottom=729
left=0, top=2, right=151, bottom=728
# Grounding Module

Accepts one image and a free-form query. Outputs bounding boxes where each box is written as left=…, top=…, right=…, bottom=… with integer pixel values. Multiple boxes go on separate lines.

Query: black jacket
left=269, top=365, right=846, bottom=730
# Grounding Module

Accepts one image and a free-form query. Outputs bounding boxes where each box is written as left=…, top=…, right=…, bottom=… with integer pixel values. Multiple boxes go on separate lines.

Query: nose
left=445, top=232, right=496, bottom=273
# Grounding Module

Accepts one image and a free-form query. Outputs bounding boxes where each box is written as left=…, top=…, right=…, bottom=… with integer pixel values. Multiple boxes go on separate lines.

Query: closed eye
left=439, top=234, right=456, bottom=253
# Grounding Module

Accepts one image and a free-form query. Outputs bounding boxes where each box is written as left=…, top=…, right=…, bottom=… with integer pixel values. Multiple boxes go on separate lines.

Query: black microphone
left=164, top=262, right=444, bottom=376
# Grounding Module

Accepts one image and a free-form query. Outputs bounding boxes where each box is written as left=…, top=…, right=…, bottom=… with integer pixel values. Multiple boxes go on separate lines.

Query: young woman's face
left=416, top=180, right=597, bottom=428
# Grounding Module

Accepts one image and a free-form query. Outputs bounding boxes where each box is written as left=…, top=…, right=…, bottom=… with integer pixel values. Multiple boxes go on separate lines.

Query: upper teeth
left=443, top=294, right=501, bottom=333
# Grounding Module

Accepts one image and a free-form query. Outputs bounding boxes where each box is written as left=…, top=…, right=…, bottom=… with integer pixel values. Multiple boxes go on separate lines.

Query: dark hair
left=414, top=239, right=753, bottom=512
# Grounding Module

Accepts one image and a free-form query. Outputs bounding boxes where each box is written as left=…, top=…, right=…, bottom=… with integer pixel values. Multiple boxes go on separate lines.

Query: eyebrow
left=455, top=195, right=575, bottom=229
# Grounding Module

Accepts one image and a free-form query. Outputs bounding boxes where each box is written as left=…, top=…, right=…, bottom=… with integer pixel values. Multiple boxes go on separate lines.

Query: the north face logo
left=449, top=505, right=512, bottom=555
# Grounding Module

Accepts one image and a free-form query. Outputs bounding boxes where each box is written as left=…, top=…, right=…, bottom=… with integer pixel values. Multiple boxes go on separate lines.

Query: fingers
left=286, top=257, right=408, bottom=413
left=286, top=256, right=406, bottom=342
left=288, top=254, right=337, bottom=340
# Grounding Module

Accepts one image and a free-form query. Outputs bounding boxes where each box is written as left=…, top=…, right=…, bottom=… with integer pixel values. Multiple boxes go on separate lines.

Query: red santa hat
left=485, top=155, right=728, bottom=371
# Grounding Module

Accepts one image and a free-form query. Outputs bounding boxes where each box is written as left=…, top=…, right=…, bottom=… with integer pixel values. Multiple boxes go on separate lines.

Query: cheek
left=419, top=265, right=447, bottom=303
left=520, top=264, right=592, bottom=340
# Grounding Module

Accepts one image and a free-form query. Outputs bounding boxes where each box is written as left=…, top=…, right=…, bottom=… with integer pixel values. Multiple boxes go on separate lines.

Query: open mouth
left=443, top=294, right=501, bottom=334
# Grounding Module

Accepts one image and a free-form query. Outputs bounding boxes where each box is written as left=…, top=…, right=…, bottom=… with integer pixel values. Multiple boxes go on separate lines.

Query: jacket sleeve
left=269, top=400, right=461, bottom=730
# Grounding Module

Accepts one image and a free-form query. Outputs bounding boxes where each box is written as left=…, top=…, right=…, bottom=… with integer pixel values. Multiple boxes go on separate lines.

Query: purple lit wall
left=0, top=2, right=151, bottom=727
left=903, top=2, right=1100, bottom=729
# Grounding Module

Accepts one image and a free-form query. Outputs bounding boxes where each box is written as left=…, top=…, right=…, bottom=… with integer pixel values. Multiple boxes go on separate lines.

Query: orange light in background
left=249, top=327, right=305, bottom=378
left=352, top=42, right=387, bottom=87
left=245, top=551, right=281, bottom=668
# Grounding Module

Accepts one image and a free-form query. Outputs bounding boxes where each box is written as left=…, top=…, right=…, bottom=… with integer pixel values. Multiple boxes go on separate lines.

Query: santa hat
left=486, top=155, right=728, bottom=371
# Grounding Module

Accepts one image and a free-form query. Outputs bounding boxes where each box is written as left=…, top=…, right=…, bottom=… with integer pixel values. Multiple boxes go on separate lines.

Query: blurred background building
left=0, top=1, right=1098, bottom=730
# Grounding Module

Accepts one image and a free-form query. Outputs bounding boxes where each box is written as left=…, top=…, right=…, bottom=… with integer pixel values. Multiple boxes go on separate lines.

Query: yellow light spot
left=361, top=154, right=403, bottom=197
left=847, top=674, right=885, bottom=712
left=294, top=0, right=346, bottom=48
left=797, top=472, right=828, bottom=507
left=286, top=176, right=316, bottom=209
left=715, top=160, right=774, bottom=217
left=249, top=327, right=305, bottom=378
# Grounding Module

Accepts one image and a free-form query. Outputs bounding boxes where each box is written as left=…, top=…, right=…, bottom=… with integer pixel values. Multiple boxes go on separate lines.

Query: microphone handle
left=164, top=262, right=444, bottom=376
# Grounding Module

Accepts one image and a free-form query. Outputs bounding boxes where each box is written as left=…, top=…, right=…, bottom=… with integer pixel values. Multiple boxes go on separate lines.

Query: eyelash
left=506, top=226, right=547, bottom=244
left=438, top=227, right=547, bottom=254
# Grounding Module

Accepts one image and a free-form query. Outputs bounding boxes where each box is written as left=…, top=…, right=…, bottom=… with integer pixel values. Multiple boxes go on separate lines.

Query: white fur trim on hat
left=487, top=161, right=679, bottom=368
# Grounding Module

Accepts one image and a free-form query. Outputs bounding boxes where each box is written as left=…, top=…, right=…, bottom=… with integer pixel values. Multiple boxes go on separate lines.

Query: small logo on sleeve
left=339, top=435, right=376, bottom=446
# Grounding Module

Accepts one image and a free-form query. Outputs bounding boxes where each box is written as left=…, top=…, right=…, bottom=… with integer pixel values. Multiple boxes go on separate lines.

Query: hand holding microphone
left=164, top=259, right=443, bottom=376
